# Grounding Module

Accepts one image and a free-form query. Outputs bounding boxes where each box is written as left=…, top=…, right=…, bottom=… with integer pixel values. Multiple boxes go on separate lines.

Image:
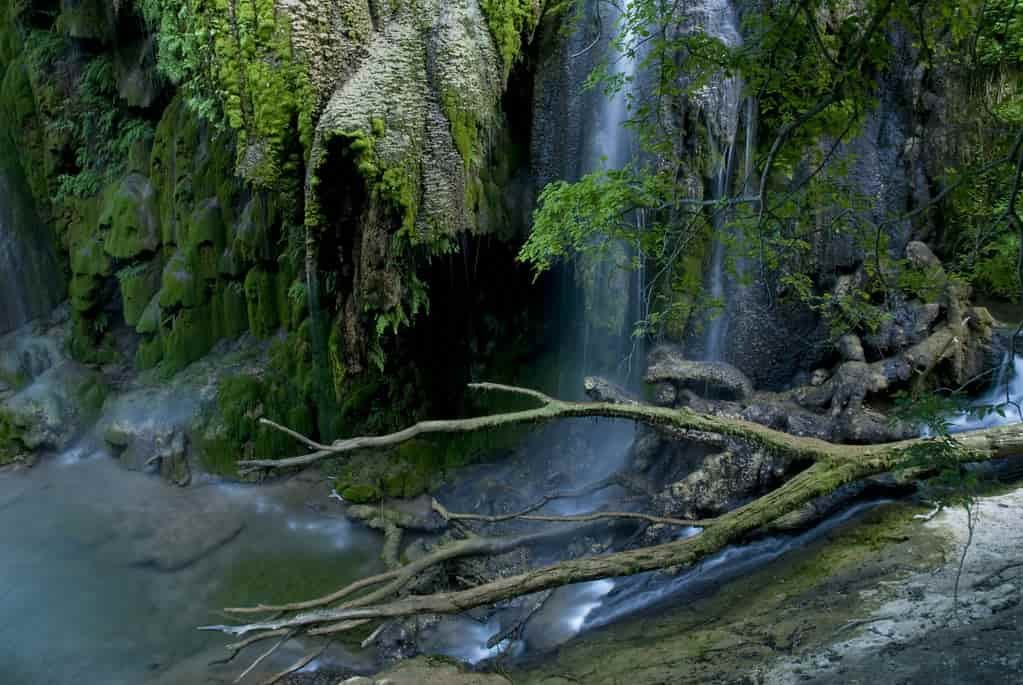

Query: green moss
left=197, top=333, right=317, bottom=475
left=135, top=294, right=162, bottom=335
left=0, top=407, right=29, bottom=465
left=136, top=335, right=164, bottom=369
left=159, top=247, right=217, bottom=309
left=232, top=193, right=278, bottom=262
left=244, top=267, right=281, bottom=339
left=101, top=174, right=159, bottom=260
left=71, top=236, right=112, bottom=278
left=480, top=0, right=540, bottom=77
left=143, top=0, right=314, bottom=187
left=185, top=199, right=226, bottom=249
left=161, top=304, right=215, bottom=374
left=340, top=483, right=383, bottom=504
left=212, top=281, right=250, bottom=340
left=117, top=262, right=162, bottom=327
left=69, top=273, right=102, bottom=312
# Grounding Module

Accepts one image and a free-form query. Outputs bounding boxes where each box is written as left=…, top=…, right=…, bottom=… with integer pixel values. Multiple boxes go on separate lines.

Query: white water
left=583, top=501, right=884, bottom=630
left=574, top=0, right=643, bottom=383
left=696, top=0, right=749, bottom=362
left=948, top=353, right=1023, bottom=432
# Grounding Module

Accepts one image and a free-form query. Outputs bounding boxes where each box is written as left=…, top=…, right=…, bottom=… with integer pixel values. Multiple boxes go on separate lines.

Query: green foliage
left=30, top=47, right=156, bottom=207
left=975, top=0, right=1023, bottom=67
left=479, top=0, right=539, bottom=76
left=521, top=169, right=642, bottom=275
left=523, top=0, right=1023, bottom=345
left=140, top=0, right=314, bottom=186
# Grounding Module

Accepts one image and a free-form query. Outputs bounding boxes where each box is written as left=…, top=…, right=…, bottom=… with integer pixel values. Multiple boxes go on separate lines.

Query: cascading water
left=948, top=352, right=1023, bottom=432
left=694, top=0, right=751, bottom=362
left=571, top=0, right=644, bottom=386
left=0, top=140, right=62, bottom=334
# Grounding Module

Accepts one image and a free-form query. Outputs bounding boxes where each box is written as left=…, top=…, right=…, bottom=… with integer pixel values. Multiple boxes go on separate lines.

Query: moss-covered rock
left=211, top=281, right=250, bottom=341
left=117, top=261, right=162, bottom=327
left=158, top=246, right=218, bottom=310
left=195, top=333, right=316, bottom=475
left=161, top=304, right=215, bottom=374
left=101, top=173, right=160, bottom=260
left=184, top=198, right=226, bottom=250
left=244, top=267, right=285, bottom=339
left=69, top=273, right=102, bottom=313
left=135, top=293, right=162, bottom=335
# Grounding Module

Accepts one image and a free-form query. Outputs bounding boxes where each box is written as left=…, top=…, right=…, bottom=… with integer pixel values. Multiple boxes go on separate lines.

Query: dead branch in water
left=207, top=382, right=1023, bottom=682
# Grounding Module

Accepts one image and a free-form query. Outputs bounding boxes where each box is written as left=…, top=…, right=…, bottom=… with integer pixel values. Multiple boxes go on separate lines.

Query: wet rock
left=838, top=409, right=917, bottom=444
left=346, top=656, right=511, bottom=685
left=584, top=376, right=640, bottom=405
left=128, top=511, right=245, bottom=571
left=653, top=382, right=678, bottom=407
left=655, top=446, right=790, bottom=520
left=0, top=320, right=66, bottom=388
left=98, top=385, right=202, bottom=484
left=645, top=347, right=754, bottom=401
left=905, top=240, right=944, bottom=272
left=863, top=297, right=941, bottom=356
left=810, top=369, right=831, bottom=386
left=0, top=361, right=107, bottom=455
left=347, top=495, right=446, bottom=533
left=837, top=334, right=866, bottom=362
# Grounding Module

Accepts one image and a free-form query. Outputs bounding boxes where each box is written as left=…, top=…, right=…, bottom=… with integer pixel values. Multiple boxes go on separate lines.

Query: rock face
left=644, top=346, right=754, bottom=401
left=303, top=0, right=537, bottom=374
left=654, top=444, right=791, bottom=520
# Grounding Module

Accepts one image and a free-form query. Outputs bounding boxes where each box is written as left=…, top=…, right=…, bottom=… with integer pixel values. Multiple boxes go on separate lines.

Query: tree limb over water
left=208, top=382, right=1023, bottom=680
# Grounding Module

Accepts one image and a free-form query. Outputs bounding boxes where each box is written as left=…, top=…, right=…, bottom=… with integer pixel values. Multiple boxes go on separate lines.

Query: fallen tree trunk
left=209, top=382, right=1023, bottom=676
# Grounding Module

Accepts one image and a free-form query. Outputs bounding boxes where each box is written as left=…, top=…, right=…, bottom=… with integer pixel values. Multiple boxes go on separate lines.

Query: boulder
left=644, top=347, right=754, bottom=401
left=584, top=376, right=641, bottom=405
left=905, top=240, right=944, bottom=272
left=837, top=334, right=866, bottom=362
left=810, top=368, right=831, bottom=386
left=655, top=446, right=790, bottom=520
left=0, top=361, right=107, bottom=461
left=98, top=385, right=202, bottom=485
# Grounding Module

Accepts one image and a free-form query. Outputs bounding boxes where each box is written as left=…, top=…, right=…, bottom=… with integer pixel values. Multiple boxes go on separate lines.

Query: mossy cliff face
left=302, top=0, right=543, bottom=379
left=0, top=0, right=551, bottom=481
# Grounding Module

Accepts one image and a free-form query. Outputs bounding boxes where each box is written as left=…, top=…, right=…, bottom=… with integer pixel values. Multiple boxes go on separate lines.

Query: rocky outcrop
left=0, top=313, right=109, bottom=464
left=644, top=346, right=754, bottom=401
left=654, top=444, right=791, bottom=520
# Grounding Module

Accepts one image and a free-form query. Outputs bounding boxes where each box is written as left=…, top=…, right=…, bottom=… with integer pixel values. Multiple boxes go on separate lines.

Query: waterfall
left=571, top=0, right=643, bottom=387
left=0, top=139, right=62, bottom=335
left=693, top=0, right=750, bottom=362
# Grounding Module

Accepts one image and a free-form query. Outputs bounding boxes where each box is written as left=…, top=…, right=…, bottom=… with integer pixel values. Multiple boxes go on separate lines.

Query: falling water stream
left=698, top=0, right=750, bottom=362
